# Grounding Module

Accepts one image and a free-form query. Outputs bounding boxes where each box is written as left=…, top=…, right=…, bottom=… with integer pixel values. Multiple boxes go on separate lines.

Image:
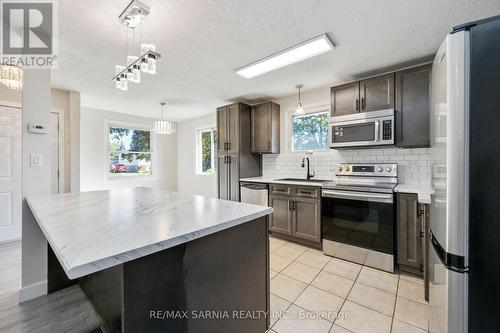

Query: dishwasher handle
left=240, top=182, right=269, bottom=191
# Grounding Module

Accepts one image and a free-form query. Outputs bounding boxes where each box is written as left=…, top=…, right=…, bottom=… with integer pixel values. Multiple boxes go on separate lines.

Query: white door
left=0, top=106, right=22, bottom=243
left=50, top=112, right=62, bottom=194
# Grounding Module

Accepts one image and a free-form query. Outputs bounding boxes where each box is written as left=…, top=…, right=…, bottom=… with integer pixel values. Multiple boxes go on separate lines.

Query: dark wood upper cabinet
left=251, top=102, right=280, bottom=154
left=395, top=64, right=431, bottom=148
left=217, top=106, right=229, bottom=155
left=360, top=73, right=395, bottom=112
left=331, top=82, right=360, bottom=116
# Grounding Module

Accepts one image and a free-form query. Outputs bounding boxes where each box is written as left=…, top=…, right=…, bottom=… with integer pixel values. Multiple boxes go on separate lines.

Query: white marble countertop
left=240, top=176, right=332, bottom=187
left=26, top=187, right=272, bottom=279
left=394, top=184, right=435, bottom=204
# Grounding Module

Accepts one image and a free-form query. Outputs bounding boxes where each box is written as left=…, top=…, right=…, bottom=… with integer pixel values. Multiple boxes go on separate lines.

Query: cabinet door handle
left=288, top=201, right=292, bottom=210
left=361, top=97, right=365, bottom=110
left=227, top=142, right=231, bottom=150
left=356, top=99, right=359, bottom=111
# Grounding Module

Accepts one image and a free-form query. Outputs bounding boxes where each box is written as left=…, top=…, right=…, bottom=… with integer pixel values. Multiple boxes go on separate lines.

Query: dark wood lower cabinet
left=397, top=193, right=425, bottom=275
left=269, top=194, right=293, bottom=236
left=293, top=197, right=321, bottom=243
left=269, top=185, right=321, bottom=247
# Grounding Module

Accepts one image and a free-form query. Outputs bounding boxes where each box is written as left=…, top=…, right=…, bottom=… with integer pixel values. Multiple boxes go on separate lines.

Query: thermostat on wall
left=28, top=123, right=47, bottom=134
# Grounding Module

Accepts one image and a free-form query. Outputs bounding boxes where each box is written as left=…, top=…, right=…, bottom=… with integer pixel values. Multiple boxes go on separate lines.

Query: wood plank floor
left=0, top=241, right=102, bottom=333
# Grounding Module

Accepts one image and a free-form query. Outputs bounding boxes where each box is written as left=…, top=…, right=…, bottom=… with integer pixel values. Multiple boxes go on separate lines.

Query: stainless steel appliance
left=428, top=15, right=500, bottom=333
left=328, top=109, right=394, bottom=149
left=321, top=163, right=397, bottom=272
left=240, top=182, right=269, bottom=206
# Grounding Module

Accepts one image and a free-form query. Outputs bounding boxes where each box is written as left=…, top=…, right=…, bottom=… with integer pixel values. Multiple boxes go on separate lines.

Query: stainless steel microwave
left=329, top=109, right=395, bottom=148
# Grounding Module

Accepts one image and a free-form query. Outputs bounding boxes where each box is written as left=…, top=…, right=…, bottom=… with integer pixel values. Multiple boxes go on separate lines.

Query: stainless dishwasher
left=240, top=182, right=269, bottom=206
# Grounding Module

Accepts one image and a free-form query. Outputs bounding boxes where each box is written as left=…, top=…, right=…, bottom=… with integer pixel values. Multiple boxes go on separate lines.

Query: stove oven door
left=321, top=189, right=395, bottom=271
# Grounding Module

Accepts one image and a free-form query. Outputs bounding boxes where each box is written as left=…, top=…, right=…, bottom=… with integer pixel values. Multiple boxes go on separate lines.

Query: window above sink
left=290, top=110, right=329, bottom=152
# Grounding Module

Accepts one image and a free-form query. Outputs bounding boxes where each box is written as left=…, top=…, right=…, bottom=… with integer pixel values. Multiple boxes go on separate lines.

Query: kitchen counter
left=27, top=187, right=272, bottom=332
left=27, top=187, right=272, bottom=279
left=395, top=184, right=435, bottom=204
left=240, top=176, right=332, bottom=187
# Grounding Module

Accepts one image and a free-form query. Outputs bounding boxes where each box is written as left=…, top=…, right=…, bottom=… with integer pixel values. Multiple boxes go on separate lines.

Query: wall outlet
left=30, top=153, right=43, bottom=167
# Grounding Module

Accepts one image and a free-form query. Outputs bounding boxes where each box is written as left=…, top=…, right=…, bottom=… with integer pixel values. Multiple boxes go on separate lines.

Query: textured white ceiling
left=52, top=0, right=500, bottom=121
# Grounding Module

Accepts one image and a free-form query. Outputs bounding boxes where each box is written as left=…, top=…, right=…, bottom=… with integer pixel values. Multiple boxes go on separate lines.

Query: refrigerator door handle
left=430, top=230, right=469, bottom=273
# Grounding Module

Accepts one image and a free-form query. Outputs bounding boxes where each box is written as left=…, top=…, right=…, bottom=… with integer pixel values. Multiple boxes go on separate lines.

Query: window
left=108, top=125, right=152, bottom=177
left=291, top=110, right=329, bottom=151
left=197, top=128, right=217, bottom=174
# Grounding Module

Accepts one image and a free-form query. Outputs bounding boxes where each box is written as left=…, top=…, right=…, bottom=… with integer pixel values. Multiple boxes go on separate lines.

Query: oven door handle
left=322, top=190, right=394, bottom=204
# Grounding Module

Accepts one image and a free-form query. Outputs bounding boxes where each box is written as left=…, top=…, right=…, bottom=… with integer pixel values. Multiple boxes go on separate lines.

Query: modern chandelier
left=153, top=102, right=176, bottom=135
left=0, top=64, right=23, bottom=91
left=113, top=0, right=161, bottom=91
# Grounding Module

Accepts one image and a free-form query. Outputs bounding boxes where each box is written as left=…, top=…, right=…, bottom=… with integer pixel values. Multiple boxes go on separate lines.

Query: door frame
left=0, top=103, right=22, bottom=243
left=50, top=108, right=65, bottom=193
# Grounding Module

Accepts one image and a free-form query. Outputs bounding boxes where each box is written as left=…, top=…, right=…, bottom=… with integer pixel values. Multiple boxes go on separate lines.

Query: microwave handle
left=374, top=121, right=380, bottom=142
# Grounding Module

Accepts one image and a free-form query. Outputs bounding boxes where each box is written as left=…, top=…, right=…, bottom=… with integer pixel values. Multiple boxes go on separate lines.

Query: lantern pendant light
left=153, top=102, right=176, bottom=135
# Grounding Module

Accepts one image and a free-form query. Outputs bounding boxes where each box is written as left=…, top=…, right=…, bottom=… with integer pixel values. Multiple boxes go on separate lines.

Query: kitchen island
left=26, top=187, right=272, bottom=333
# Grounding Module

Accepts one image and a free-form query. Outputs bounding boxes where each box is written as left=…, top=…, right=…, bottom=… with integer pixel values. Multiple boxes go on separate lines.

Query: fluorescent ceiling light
left=235, top=34, right=334, bottom=79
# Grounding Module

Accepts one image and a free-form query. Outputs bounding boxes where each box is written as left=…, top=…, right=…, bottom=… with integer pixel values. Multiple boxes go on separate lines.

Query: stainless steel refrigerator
left=429, top=15, right=500, bottom=333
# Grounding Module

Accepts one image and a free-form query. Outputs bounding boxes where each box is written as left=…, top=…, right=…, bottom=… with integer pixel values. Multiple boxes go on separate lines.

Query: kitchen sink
left=275, top=178, right=332, bottom=183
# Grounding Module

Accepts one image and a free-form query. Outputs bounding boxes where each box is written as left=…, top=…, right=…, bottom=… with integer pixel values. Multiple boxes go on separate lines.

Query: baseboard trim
left=19, top=280, right=47, bottom=303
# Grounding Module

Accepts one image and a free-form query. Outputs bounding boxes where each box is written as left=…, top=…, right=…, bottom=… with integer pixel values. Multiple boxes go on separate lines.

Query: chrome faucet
left=301, top=157, right=315, bottom=180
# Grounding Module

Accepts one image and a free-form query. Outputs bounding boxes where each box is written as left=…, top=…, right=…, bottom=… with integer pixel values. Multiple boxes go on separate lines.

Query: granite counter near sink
left=240, top=176, right=333, bottom=187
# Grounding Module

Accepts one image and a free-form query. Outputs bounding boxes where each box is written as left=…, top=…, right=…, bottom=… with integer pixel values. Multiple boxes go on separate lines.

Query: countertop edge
left=394, top=185, right=435, bottom=204
left=240, top=177, right=327, bottom=187
left=27, top=196, right=272, bottom=280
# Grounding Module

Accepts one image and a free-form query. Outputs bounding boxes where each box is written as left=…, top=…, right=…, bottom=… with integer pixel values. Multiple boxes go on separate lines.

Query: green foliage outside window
left=292, top=111, right=329, bottom=151
left=199, top=129, right=216, bottom=174
left=109, top=126, right=152, bottom=176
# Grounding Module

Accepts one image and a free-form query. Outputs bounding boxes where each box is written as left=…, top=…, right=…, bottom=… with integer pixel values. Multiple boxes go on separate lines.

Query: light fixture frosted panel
left=140, top=44, right=156, bottom=74
left=235, top=34, right=334, bottom=79
left=127, top=56, right=141, bottom=83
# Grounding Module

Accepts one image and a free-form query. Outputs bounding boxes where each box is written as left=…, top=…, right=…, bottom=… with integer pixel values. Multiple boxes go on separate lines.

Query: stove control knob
left=345, top=166, right=350, bottom=171
left=338, top=166, right=343, bottom=172
left=386, top=167, right=392, bottom=172
left=378, top=166, right=383, bottom=172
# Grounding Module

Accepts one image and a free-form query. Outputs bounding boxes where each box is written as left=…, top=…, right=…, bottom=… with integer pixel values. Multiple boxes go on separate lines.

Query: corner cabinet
left=251, top=102, right=280, bottom=154
left=269, top=184, right=321, bottom=247
left=395, top=64, right=431, bottom=148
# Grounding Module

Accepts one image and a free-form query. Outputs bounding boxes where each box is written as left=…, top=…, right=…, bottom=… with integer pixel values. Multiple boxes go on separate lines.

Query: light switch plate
left=30, top=153, right=43, bottom=167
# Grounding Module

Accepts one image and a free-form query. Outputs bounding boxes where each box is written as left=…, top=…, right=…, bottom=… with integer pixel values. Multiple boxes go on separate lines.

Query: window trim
left=104, top=119, right=157, bottom=180
left=288, top=106, right=331, bottom=153
left=196, top=127, right=217, bottom=176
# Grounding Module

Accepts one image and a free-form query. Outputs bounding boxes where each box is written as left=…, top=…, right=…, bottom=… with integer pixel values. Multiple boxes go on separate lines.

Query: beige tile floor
left=268, top=236, right=433, bottom=333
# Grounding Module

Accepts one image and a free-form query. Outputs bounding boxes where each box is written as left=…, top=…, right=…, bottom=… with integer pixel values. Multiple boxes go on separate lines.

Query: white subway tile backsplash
left=262, top=147, right=431, bottom=185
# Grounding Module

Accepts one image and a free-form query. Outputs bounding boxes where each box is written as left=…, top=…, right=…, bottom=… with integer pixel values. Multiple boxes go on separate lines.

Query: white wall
left=176, top=113, right=217, bottom=198
left=80, top=107, right=177, bottom=192
left=21, top=69, right=51, bottom=302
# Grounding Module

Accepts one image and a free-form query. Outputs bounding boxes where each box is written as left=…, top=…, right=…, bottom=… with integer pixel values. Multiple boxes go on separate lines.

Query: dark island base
left=48, top=217, right=270, bottom=333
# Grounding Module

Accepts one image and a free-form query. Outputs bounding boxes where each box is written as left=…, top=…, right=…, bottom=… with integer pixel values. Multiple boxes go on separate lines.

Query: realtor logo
left=1, top=0, right=57, bottom=68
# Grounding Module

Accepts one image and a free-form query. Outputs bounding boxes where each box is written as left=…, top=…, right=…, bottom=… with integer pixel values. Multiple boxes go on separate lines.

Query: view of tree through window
left=109, top=126, right=152, bottom=176
left=292, top=111, right=329, bottom=151
left=198, top=128, right=217, bottom=174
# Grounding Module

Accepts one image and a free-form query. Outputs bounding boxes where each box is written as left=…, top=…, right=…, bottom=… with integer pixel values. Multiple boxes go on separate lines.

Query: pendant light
left=153, top=102, right=176, bottom=135
left=295, top=84, right=305, bottom=114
